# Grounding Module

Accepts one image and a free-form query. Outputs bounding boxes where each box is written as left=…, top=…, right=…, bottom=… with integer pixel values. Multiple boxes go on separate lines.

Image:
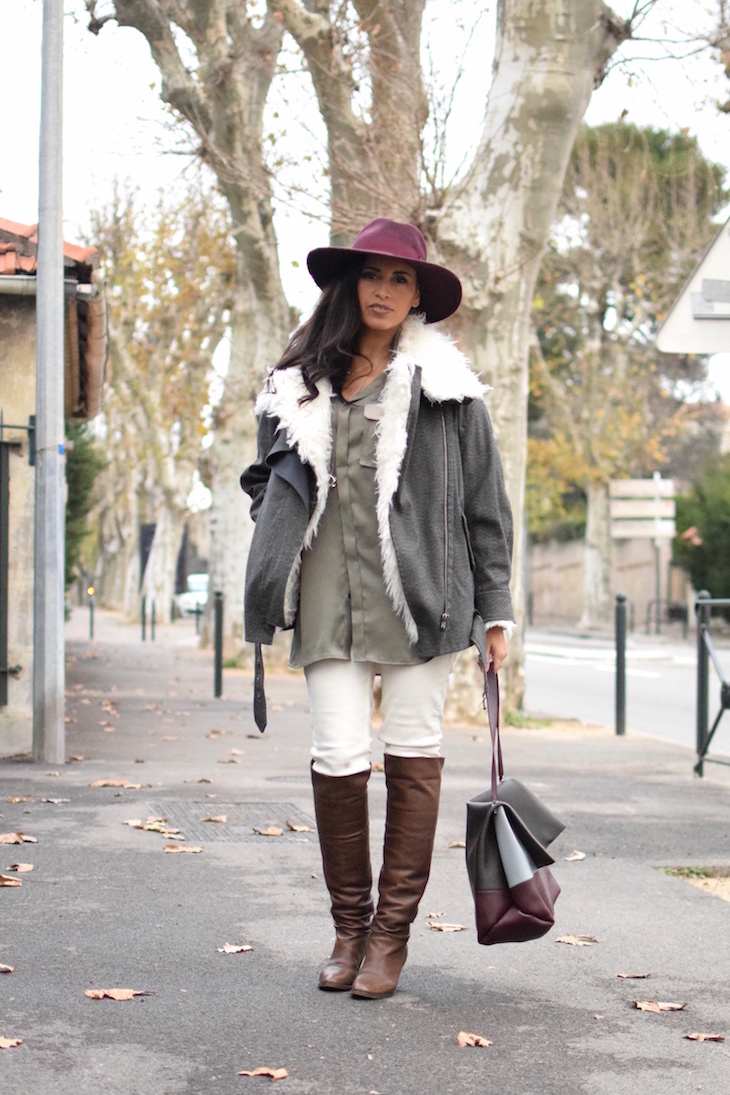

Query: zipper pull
left=440, top=612, right=449, bottom=632
left=329, top=474, right=337, bottom=489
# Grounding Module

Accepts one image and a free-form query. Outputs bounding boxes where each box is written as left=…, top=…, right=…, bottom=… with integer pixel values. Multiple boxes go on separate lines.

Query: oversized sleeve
left=459, top=397, right=515, bottom=626
left=240, top=411, right=279, bottom=523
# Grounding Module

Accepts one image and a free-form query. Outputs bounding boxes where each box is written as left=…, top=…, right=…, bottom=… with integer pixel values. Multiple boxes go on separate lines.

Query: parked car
left=175, top=573, right=209, bottom=616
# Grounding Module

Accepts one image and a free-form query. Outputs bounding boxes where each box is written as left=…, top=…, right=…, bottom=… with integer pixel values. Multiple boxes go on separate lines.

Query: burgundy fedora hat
left=306, top=217, right=462, bottom=324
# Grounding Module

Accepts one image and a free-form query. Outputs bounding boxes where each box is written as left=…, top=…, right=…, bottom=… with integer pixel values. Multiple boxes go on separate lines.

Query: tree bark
left=581, top=482, right=612, bottom=628
left=436, top=0, right=630, bottom=707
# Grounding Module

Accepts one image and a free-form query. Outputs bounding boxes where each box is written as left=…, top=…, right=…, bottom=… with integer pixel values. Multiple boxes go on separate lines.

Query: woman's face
left=357, top=256, right=420, bottom=338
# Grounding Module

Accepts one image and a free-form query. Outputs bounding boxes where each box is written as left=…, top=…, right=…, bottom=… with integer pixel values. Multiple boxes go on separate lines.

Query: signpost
left=610, top=473, right=676, bottom=635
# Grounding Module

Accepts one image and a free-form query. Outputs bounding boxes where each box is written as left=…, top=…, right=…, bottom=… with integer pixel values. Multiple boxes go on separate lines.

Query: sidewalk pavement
left=1, top=608, right=729, bottom=1094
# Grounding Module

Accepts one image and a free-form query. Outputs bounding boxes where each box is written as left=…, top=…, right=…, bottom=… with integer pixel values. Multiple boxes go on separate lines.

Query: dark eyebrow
left=361, top=263, right=415, bottom=278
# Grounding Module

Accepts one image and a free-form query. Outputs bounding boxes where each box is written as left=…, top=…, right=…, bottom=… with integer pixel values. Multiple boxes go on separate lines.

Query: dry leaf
left=164, top=844, right=203, bottom=854
left=0, top=832, right=37, bottom=844
left=564, top=850, right=586, bottom=862
left=238, top=1067, right=288, bottom=1080
left=556, top=934, right=598, bottom=946
left=216, top=943, right=254, bottom=954
left=90, top=780, right=143, bottom=789
left=161, top=736, right=177, bottom=742
left=372, top=762, right=384, bottom=772
left=686, top=1032, right=724, bottom=1042
left=184, top=778, right=212, bottom=784
left=457, top=1031, right=493, bottom=1047
left=201, top=815, right=227, bottom=824
left=69, top=755, right=84, bottom=762
left=41, top=798, right=70, bottom=805
left=428, top=921, right=467, bottom=932
left=253, top=826, right=284, bottom=837
left=427, top=911, right=445, bottom=918
left=123, top=818, right=182, bottom=836
left=448, top=840, right=466, bottom=849
left=45, top=771, right=60, bottom=777
left=84, top=988, right=154, bottom=1001
left=8, top=864, right=33, bottom=873
left=207, top=728, right=229, bottom=738
left=0, top=874, right=22, bottom=887
left=230, top=748, right=246, bottom=756
left=0, top=965, right=13, bottom=974
left=218, top=757, right=240, bottom=764
left=618, top=972, right=651, bottom=979
left=632, top=1000, right=688, bottom=1013
left=286, top=819, right=315, bottom=833
left=6, top=797, right=28, bottom=804
left=0, top=1036, right=22, bottom=1049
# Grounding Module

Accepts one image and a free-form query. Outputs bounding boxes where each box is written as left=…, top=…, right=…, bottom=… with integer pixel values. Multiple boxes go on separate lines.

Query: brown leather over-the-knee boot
left=311, top=764, right=374, bottom=990
left=350, top=755, right=443, bottom=1000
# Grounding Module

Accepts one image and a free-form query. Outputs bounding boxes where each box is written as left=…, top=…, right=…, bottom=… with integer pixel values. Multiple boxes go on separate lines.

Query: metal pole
left=89, top=599, right=94, bottom=641
left=151, top=599, right=156, bottom=642
left=214, top=590, right=223, bottom=699
left=615, top=593, right=627, bottom=737
left=33, top=0, right=65, bottom=764
left=654, top=538, right=661, bottom=636
left=141, top=596, right=146, bottom=641
left=695, top=591, right=711, bottom=777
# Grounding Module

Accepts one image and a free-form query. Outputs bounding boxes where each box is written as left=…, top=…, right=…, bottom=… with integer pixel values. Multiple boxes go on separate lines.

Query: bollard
left=214, top=590, right=224, bottom=699
left=695, top=590, right=711, bottom=777
left=141, top=596, right=146, bottom=641
left=194, top=602, right=201, bottom=636
left=151, top=599, right=156, bottom=642
left=87, top=585, right=95, bottom=641
left=615, top=593, right=627, bottom=736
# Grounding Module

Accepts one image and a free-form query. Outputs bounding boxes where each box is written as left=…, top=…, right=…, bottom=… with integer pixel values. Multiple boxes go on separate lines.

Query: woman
left=241, top=218, right=514, bottom=999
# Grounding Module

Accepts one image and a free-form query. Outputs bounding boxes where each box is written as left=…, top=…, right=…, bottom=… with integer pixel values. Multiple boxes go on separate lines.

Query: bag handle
left=471, top=618, right=504, bottom=800
left=485, top=664, right=503, bottom=801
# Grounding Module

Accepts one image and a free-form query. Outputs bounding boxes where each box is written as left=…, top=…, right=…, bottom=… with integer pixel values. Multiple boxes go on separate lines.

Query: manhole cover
left=146, top=802, right=317, bottom=843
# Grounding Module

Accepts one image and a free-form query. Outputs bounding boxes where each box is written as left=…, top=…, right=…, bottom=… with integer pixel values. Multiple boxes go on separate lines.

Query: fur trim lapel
left=396, top=314, right=487, bottom=403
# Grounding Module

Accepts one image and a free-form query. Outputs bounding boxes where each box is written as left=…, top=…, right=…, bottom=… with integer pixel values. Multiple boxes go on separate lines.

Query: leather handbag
left=466, top=663, right=565, bottom=945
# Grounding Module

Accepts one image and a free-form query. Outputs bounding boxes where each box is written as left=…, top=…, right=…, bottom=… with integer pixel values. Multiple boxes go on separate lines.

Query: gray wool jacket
left=240, top=315, right=514, bottom=658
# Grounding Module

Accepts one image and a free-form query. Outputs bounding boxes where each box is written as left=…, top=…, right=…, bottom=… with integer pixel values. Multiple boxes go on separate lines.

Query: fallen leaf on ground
left=0, top=1036, right=22, bottom=1049
left=286, top=819, right=315, bottom=833
left=123, top=818, right=182, bottom=836
left=428, top=921, right=467, bottom=932
left=457, top=1031, right=492, bottom=1047
left=45, top=771, right=60, bottom=777
left=69, top=755, right=84, bottom=762
left=253, top=826, right=284, bottom=837
left=41, top=798, right=70, bottom=805
left=427, top=911, right=445, bottom=918
left=201, top=815, right=227, bottom=824
left=564, top=850, right=586, bottom=862
left=90, top=780, right=143, bottom=789
left=184, top=778, right=212, bottom=784
left=161, top=736, right=177, bottom=742
left=8, top=864, right=33, bottom=872
left=686, top=1032, right=724, bottom=1042
left=207, top=728, right=229, bottom=738
left=0, top=965, right=13, bottom=974
left=230, top=749, right=246, bottom=756
left=218, top=757, right=240, bottom=765
left=633, top=1000, right=688, bottom=1013
left=447, top=840, right=466, bottom=849
left=217, top=943, right=254, bottom=954
left=84, top=988, right=154, bottom=1001
left=556, top=934, right=598, bottom=946
left=238, top=1067, right=288, bottom=1080
left=164, top=844, right=203, bottom=854
left=594, top=1014, right=604, bottom=1020
left=0, top=874, right=22, bottom=887
left=6, top=797, right=28, bottom=804
left=372, top=762, right=384, bottom=772
left=618, top=972, right=651, bottom=979
left=0, top=833, right=37, bottom=844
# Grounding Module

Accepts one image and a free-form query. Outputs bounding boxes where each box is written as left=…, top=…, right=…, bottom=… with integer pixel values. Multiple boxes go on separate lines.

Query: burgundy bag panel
left=474, top=866, right=561, bottom=945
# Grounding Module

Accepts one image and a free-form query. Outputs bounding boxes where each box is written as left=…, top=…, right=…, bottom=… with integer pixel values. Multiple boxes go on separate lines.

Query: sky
left=2, top=0, right=729, bottom=392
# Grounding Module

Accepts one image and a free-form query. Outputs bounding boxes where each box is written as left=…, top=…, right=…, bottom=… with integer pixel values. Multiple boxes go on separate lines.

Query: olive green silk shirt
left=289, top=372, right=423, bottom=669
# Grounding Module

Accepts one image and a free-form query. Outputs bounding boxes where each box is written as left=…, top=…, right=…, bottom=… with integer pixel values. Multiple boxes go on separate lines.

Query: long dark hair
left=274, top=261, right=364, bottom=401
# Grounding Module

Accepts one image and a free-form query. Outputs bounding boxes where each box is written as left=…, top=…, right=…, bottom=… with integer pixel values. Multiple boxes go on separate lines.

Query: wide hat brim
left=306, top=220, right=462, bottom=324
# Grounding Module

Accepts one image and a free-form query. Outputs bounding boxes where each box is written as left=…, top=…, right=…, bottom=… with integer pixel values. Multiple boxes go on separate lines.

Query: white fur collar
left=255, top=316, right=485, bottom=637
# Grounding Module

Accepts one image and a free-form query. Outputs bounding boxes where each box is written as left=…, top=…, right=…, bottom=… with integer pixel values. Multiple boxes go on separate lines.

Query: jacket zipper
left=440, top=410, right=449, bottom=632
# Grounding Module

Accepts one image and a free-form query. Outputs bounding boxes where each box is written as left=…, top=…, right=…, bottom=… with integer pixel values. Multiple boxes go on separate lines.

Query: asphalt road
left=524, top=628, right=730, bottom=761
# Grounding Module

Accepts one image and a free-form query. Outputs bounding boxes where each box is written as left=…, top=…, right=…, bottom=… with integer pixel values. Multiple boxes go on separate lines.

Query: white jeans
left=304, top=654, right=457, bottom=777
